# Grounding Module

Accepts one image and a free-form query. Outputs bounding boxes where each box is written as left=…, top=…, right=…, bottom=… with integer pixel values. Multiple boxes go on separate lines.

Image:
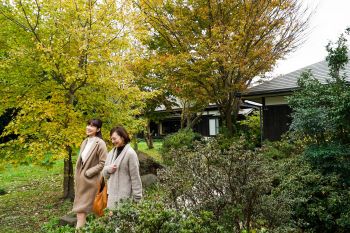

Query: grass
left=0, top=140, right=163, bottom=233
left=136, top=139, right=163, bottom=163
left=0, top=161, right=72, bottom=233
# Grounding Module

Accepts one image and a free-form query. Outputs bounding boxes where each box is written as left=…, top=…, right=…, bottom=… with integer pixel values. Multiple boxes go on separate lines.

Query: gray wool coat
left=102, top=144, right=142, bottom=209
left=72, top=137, right=107, bottom=213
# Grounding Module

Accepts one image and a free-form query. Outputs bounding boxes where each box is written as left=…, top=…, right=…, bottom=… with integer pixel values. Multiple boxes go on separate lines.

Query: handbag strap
left=98, top=176, right=105, bottom=192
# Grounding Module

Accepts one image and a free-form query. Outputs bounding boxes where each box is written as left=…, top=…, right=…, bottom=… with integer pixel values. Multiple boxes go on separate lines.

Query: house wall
left=243, top=95, right=292, bottom=141
left=152, top=115, right=221, bottom=137
left=151, top=105, right=252, bottom=138
left=161, top=119, right=181, bottom=135
left=243, top=94, right=290, bottom=106
left=263, top=104, right=292, bottom=141
left=193, top=116, right=210, bottom=136
left=265, top=96, right=288, bottom=105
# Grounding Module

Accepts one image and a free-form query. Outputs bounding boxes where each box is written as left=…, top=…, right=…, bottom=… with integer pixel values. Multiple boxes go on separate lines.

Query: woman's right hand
left=108, top=164, right=117, bottom=174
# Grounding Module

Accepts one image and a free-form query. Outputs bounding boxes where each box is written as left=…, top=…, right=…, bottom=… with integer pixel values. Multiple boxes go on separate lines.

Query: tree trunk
left=225, top=109, right=234, bottom=136
left=218, top=97, right=241, bottom=136
left=180, top=100, right=189, bottom=129
left=188, top=112, right=203, bottom=129
left=180, top=107, right=186, bottom=129
left=63, top=90, right=76, bottom=200
left=145, top=121, right=154, bottom=149
left=219, top=102, right=234, bottom=136
left=186, top=114, right=191, bottom=128
left=63, top=145, right=75, bottom=200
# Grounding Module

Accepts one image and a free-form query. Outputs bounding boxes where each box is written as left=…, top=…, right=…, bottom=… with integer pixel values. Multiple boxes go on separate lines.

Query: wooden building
left=242, top=59, right=350, bottom=141
left=150, top=103, right=254, bottom=138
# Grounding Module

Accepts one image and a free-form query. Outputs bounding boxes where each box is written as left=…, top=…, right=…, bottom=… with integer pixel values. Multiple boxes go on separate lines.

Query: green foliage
left=262, top=137, right=306, bottom=160
left=285, top=31, right=350, bottom=233
left=326, top=33, right=349, bottom=80
left=238, top=111, right=261, bottom=146
left=288, top=70, right=350, bottom=143
left=110, top=200, right=221, bottom=233
left=288, top=33, right=350, bottom=144
left=213, top=134, right=238, bottom=151
left=304, top=143, right=350, bottom=185
left=271, top=157, right=350, bottom=233
left=159, top=138, right=287, bottom=232
left=46, top=200, right=222, bottom=233
left=161, top=128, right=200, bottom=164
left=41, top=218, right=75, bottom=233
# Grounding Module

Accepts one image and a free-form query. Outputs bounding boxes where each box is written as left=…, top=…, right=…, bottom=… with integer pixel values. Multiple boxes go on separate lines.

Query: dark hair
left=110, top=126, right=130, bottom=144
left=87, top=119, right=103, bottom=139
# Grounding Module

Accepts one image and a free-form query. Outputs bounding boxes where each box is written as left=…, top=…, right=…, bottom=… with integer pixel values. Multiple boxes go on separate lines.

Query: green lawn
left=0, top=161, right=72, bottom=233
left=0, top=141, right=163, bottom=233
left=136, top=139, right=163, bottom=163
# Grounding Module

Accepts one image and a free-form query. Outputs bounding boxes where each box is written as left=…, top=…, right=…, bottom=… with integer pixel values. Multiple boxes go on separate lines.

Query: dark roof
left=243, top=59, right=350, bottom=96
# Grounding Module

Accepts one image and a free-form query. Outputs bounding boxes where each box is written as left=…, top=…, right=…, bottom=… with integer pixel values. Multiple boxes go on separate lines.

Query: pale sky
left=273, top=0, right=350, bottom=75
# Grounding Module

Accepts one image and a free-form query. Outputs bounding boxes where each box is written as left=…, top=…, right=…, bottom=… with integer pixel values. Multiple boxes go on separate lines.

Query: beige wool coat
left=102, top=144, right=142, bottom=209
left=72, top=137, right=107, bottom=213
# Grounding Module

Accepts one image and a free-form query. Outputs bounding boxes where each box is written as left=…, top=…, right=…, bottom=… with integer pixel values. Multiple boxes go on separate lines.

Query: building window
left=209, top=118, right=219, bottom=136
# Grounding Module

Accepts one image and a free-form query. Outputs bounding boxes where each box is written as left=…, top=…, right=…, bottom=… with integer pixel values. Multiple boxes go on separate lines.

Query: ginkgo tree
left=0, top=0, right=150, bottom=199
left=135, top=0, right=309, bottom=135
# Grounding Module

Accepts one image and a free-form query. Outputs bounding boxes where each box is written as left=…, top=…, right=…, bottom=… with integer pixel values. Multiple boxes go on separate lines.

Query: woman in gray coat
left=72, top=119, right=107, bottom=229
left=103, top=126, right=142, bottom=209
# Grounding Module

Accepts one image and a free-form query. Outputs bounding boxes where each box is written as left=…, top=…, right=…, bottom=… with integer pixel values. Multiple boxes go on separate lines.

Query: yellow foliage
left=0, top=0, right=152, bottom=165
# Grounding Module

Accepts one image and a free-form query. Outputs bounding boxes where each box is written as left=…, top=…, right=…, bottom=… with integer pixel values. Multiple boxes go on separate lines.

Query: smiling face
left=110, top=132, right=125, bottom=148
left=86, top=124, right=99, bottom=137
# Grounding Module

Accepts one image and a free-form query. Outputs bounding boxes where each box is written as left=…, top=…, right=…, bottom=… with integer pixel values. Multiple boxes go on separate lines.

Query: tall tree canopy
left=0, top=0, right=150, bottom=199
left=135, top=0, right=308, bottom=134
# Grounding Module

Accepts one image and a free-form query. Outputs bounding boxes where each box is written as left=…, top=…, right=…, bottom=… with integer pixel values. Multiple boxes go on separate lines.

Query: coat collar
left=111, top=144, right=130, bottom=168
left=78, top=137, right=99, bottom=167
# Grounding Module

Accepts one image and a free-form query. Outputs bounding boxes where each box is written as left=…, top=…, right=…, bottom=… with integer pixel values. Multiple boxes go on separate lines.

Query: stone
left=141, top=174, right=159, bottom=188
left=137, top=151, right=164, bottom=175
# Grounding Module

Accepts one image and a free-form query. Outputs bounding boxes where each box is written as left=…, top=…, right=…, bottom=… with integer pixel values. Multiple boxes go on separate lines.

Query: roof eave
left=241, top=87, right=299, bottom=97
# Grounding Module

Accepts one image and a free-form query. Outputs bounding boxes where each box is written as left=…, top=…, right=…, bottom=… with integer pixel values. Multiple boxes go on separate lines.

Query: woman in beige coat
left=103, top=126, right=142, bottom=209
left=72, top=119, right=107, bottom=229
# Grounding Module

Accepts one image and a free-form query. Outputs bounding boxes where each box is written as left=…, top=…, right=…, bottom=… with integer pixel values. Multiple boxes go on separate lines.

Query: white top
left=81, top=137, right=95, bottom=164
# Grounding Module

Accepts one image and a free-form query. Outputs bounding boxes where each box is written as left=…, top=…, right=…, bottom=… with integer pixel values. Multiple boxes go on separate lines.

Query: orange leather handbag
left=92, top=177, right=107, bottom=217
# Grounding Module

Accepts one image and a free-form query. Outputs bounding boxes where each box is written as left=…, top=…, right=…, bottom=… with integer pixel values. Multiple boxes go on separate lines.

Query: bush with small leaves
left=80, top=200, right=223, bottom=233
left=270, top=156, right=350, bottom=233
left=161, top=128, right=201, bottom=164
left=159, top=138, right=290, bottom=232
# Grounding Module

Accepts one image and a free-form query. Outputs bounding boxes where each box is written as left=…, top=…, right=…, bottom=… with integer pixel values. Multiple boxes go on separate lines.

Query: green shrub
left=270, top=156, right=350, bottom=233
left=161, top=128, right=201, bottom=164
left=80, top=200, right=222, bottom=233
left=238, top=111, right=261, bottom=147
left=304, top=143, right=350, bottom=185
left=282, top=33, right=350, bottom=232
left=159, top=138, right=289, bottom=232
left=262, top=137, right=305, bottom=160
left=288, top=33, right=350, bottom=144
left=41, top=187, right=222, bottom=233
